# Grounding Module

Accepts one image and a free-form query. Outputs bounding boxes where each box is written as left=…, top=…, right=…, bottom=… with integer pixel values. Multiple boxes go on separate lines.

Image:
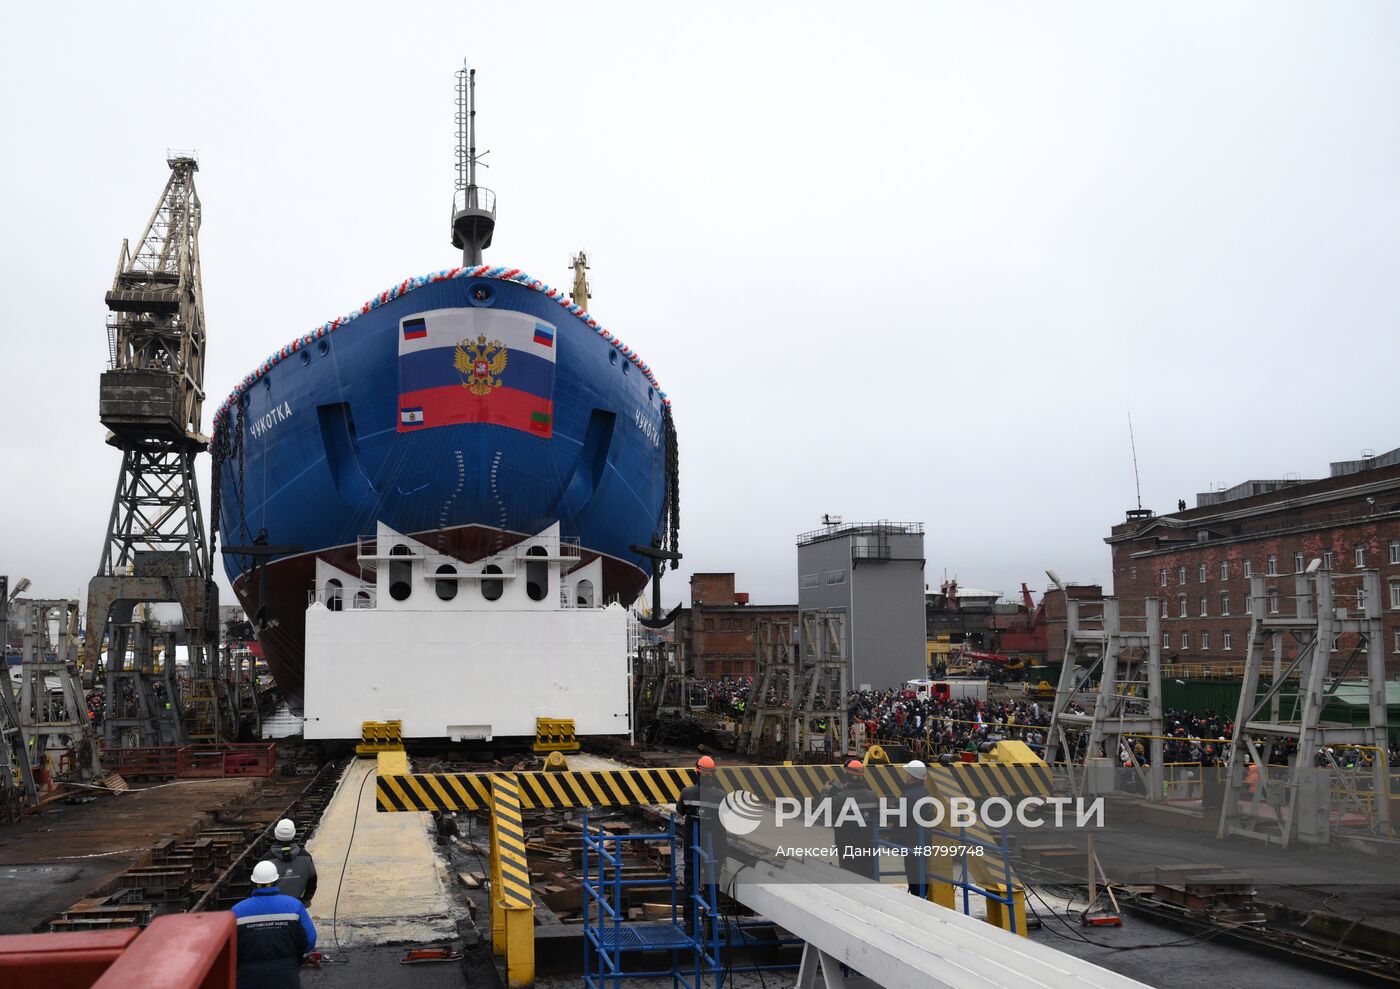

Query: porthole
left=622, top=361, right=630, bottom=375
left=435, top=563, right=458, bottom=601
left=469, top=282, right=495, bottom=306
left=609, top=350, right=618, bottom=366
left=389, top=544, right=413, bottom=601
left=263, top=377, right=272, bottom=390
left=481, top=564, right=504, bottom=601
left=525, top=545, right=549, bottom=602
left=300, top=351, right=311, bottom=366
left=318, top=339, right=330, bottom=356
left=647, top=387, right=653, bottom=401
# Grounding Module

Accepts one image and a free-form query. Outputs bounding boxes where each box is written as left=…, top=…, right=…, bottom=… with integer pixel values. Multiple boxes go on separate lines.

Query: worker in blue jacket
left=231, top=859, right=317, bottom=989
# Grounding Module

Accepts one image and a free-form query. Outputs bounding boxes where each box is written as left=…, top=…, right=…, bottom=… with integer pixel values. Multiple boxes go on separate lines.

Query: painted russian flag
left=397, top=308, right=557, bottom=437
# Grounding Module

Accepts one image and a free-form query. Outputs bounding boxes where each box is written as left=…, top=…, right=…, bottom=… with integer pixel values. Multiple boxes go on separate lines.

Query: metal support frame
left=1218, top=570, right=1390, bottom=847
left=581, top=813, right=720, bottom=988
left=0, top=578, right=39, bottom=822
left=102, top=621, right=184, bottom=747
left=14, top=598, right=102, bottom=782
left=741, top=612, right=848, bottom=760
left=1044, top=595, right=1163, bottom=801
left=83, top=154, right=230, bottom=745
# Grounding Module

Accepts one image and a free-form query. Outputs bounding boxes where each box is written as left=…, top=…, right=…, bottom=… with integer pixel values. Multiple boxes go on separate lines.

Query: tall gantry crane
left=83, top=152, right=230, bottom=745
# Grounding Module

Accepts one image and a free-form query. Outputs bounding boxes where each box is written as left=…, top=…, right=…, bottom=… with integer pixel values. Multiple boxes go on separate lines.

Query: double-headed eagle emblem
left=454, top=335, right=507, bottom=396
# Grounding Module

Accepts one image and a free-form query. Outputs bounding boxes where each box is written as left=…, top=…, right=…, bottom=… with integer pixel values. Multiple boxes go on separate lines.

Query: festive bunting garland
left=211, top=263, right=670, bottom=438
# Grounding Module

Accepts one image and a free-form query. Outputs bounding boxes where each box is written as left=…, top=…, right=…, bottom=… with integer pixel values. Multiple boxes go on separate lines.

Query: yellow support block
left=863, top=743, right=890, bottom=766
left=532, top=717, right=580, bottom=753
left=984, top=883, right=1028, bottom=937
left=356, top=719, right=404, bottom=756
left=927, top=881, right=956, bottom=909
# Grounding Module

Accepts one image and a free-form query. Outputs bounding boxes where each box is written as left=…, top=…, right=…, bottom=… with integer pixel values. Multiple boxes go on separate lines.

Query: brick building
left=674, top=573, right=796, bottom=678
left=1106, top=447, right=1400, bottom=674
left=1043, top=584, right=1104, bottom=665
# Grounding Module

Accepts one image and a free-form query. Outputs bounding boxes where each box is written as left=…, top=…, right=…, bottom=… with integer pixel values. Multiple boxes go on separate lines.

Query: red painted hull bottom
left=231, top=523, right=647, bottom=708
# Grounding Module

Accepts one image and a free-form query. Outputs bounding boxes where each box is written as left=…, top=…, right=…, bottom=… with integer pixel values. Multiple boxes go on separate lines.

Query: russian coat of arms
left=454, top=335, right=507, bottom=396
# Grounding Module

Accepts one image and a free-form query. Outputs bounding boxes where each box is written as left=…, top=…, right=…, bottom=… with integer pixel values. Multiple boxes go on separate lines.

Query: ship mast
left=451, top=63, right=496, bottom=264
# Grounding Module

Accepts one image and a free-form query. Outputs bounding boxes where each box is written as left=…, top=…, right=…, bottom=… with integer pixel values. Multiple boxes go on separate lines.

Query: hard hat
left=696, top=755, right=716, bottom=775
left=845, top=759, right=865, bottom=775
left=251, top=860, right=280, bottom=886
left=274, top=819, right=296, bottom=841
left=903, top=760, right=927, bottom=780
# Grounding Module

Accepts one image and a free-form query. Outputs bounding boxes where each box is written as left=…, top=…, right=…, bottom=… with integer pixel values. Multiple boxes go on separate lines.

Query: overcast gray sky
left=3, top=2, right=1398, bottom=612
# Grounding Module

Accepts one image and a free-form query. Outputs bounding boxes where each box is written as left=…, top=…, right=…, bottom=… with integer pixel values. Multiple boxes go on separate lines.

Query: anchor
left=628, top=540, right=682, bottom=629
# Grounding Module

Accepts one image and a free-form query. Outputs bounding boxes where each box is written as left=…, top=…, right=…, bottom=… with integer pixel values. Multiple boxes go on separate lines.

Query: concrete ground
left=306, top=758, right=465, bottom=949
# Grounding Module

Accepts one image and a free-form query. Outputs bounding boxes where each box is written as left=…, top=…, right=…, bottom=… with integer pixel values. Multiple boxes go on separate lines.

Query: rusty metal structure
left=83, top=152, right=229, bottom=745
left=14, top=597, right=102, bottom=782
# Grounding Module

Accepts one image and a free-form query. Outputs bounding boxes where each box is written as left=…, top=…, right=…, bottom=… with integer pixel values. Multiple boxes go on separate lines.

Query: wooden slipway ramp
left=306, top=758, right=464, bottom=947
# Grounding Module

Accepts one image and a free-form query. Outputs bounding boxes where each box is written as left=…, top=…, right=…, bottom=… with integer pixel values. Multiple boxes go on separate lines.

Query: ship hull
left=216, top=271, right=668, bottom=704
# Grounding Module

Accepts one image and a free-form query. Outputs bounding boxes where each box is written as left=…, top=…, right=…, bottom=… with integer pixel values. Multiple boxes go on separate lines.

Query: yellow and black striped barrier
left=486, top=773, right=533, bottom=987
left=378, top=765, right=694, bottom=813
left=531, top=717, right=580, bottom=753
left=376, top=759, right=1048, bottom=814
left=950, top=760, right=1053, bottom=800
left=355, top=719, right=404, bottom=757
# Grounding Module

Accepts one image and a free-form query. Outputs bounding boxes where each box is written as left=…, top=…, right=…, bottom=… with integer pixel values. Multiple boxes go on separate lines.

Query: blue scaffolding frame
left=581, top=813, right=723, bottom=988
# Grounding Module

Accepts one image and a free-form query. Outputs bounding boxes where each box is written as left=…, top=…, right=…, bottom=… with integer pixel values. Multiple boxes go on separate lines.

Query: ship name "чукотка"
left=248, top=401, right=294, bottom=439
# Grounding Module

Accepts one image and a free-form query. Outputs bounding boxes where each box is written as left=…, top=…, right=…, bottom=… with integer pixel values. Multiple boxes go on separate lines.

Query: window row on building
left=1157, top=541, right=1400, bottom=587
left=1166, top=628, right=1400, bottom=654
left=1158, top=580, right=1400, bottom=618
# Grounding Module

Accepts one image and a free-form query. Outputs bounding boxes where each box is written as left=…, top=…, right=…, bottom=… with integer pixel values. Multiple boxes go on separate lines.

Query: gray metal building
left=796, top=521, right=927, bottom=691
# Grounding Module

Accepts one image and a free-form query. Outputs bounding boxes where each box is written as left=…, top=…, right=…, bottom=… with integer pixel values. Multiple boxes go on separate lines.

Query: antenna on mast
left=1127, top=411, right=1143, bottom=510
left=451, top=61, right=496, bottom=264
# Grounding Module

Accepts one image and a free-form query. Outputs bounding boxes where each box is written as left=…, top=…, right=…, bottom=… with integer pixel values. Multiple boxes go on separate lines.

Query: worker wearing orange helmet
left=832, top=758, right=879, bottom=880
left=675, top=754, right=727, bottom=930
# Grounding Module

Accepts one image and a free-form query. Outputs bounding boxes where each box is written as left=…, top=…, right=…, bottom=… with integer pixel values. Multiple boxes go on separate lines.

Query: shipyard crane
left=83, top=152, right=232, bottom=745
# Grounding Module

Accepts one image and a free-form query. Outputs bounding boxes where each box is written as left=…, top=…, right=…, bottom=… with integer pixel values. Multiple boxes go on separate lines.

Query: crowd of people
left=691, top=676, right=1400, bottom=769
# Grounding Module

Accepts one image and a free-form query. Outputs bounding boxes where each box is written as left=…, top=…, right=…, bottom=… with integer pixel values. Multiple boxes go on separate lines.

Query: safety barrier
left=100, top=744, right=277, bottom=780
left=355, top=720, right=404, bottom=756
left=531, top=717, right=580, bottom=753
left=0, top=912, right=236, bottom=988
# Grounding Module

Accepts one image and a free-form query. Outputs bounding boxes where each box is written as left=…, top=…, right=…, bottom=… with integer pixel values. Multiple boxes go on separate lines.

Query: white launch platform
left=302, top=522, right=630, bottom=740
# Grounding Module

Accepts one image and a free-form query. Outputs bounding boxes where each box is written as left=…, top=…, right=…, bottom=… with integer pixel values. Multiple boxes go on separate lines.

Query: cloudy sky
left=2, top=2, right=1398, bottom=611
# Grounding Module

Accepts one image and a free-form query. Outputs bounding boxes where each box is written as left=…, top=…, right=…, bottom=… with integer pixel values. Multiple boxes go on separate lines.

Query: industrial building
left=1107, top=447, right=1400, bottom=674
left=673, top=573, right=796, bottom=677
left=796, top=520, right=926, bottom=690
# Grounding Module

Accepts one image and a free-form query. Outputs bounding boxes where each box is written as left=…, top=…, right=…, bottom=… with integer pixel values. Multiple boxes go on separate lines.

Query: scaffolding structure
left=1218, top=570, right=1389, bottom=847
left=83, top=153, right=230, bottom=744
left=0, top=578, right=39, bottom=822
left=739, top=612, right=848, bottom=760
left=14, top=598, right=102, bottom=782
left=581, top=813, right=720, bottom=989
left=633, top=640, right=693, bottom=722
left=103, top=620, right=184, bottom=747
left=1044, top=594, right=1163, bottom=800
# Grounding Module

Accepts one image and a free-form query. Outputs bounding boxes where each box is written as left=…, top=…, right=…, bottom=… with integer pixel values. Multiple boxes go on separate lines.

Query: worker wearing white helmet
left=231, top=857, right=317, bottom=988
left=897, top=760, right=929, bottom=897
left=256, top=819, right=318, bottom=906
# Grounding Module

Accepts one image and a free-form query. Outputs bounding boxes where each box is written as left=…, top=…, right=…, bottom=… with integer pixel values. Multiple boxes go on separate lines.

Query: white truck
left=905, top=678, right=989, bottom=702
